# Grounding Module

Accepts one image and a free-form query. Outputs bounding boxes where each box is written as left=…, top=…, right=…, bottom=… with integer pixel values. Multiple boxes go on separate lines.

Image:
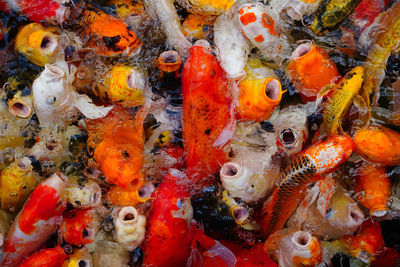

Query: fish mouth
left=40, top=34, right=58, bottom=55
left=264, top=79, right=280, bottom=101
left=45, top=64, right=65, bottom=80
left=194, top=39, right=211, bottom=49
left=278, top=128, right=298, bottom=150
left=77, top=259, right=90, bottom=267
left=232, top=206, right=249, bottom=225
left=18, top=157, right=32, bottom=169
left=90, top=184, right=102, bottom=207
left=159, top=50, right=180, bottom=64
left=292, top=231, right=312, bottom=248
left=8, top=99, right=32, bottom=118
left=118, top=206, right=139, bottom=224
left=348, top=205, right=364, bottom=226
left=220, top=162, right=242, bottom=179
left=138, top=182, right=155, bottom=201
left=291, top=43, right=312, bottom=60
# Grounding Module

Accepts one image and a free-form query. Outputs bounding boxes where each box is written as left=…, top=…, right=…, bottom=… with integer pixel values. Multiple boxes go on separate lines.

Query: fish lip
left=347, top=204, right=365, bottom=226
left=193, top=39, right=211, bottom=49
left=220, top=162, right=242, bottom=180
left=138, top=182, right=155, bottom=201
left=8, top=99, right=32, bottom=118
left=232, top=206, right=249, bottom=224
left=291, top=42, right=313, bottom=60
left=291, top=231, right=312, bottom=248
left=117, top=206, right=139, bottom=225
left=264, top=79, right=281, bottom=101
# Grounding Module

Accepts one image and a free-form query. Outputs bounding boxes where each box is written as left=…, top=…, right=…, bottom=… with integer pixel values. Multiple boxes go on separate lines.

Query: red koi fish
left=17, top=246, right=67, bottom=267
left=0, top=0, right=67, bottom=23
left=1, top=173, right=67, bottom=267
left=60, top=208, right=97, bottom=247
left=141, top=170, right=193, bottom=267
left=260, top=135, right=354, bottom=238
left=182, top=42, right=235, bottom=185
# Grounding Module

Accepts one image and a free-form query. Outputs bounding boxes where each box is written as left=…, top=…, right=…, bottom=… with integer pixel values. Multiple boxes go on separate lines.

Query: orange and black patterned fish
left=260, top=135, right=354, bottom=237
left=182, top=41, right=235, bottom=185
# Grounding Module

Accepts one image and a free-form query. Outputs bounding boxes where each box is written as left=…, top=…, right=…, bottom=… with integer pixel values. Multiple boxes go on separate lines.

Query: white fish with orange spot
left=237, top=2, right=292, bottom=65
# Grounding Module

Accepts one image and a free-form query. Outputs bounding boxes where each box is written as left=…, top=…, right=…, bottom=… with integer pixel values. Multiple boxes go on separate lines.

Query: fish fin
left=74, top=94, right=113, bottom=119
left=316, top=84, right=334, bottom=108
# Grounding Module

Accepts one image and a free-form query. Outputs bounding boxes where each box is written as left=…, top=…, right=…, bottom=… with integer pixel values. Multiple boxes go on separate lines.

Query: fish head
left=15, top=23, right=59, bottom=66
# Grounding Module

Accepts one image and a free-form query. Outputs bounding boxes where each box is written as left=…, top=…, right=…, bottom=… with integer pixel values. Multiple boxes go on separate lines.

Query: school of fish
left=0, top=0, right=399, bottom=266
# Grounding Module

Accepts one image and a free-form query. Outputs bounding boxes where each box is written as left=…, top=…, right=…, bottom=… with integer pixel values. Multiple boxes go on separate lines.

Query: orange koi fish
left=17, top=246, right=67, bottom=267
left=182, top=14, right=215, bottom=41
left=86, top=104, right=148, bottom=188
left=356, top=164, right=391, bottom=217
left=353, top=125, right=400, bottom=166
left=337, top=220, right=385, bottom=262
left=82, top=5, right=142, bottom=57
left=107, top=181, right=154, bottom=206
left=260, top=135, right=354, bottom=237
left=1, top=173, right=67, bottom=267
left=286, top=43, right=340, bottom=101
left=60, top=208, right=97, bottom=247
left=141, top=170, right=193, bottom=266
left=182, top=42, right=235, bottom=185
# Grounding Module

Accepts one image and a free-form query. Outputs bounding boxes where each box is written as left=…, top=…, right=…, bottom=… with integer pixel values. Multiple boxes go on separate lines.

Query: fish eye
left=46, top=96, right=57, bottom=105
left=78, top=260, right=88, bottom=267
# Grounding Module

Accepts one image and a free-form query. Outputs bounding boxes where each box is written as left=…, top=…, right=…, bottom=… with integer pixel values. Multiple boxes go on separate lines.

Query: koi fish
left=286, top=43, right=340, bottom=102
left=265, top=230, right=323, bottom=267
left=182, top=41, right=235, bottom=184
left=141, top=170, right=193, bottom=266
left=353, top=125, right=400, bottom=166
left=269, top=105, right=309, bottom=157
left=182, top=14, right=215, bottom=41
left=288, top=187, right=365, bottom=240
left=236, top=57, right=284, bottom=121
left=60, top=208, right=99, bottom=247
left=61, top=247, right=92, bottom=267
left=176, top=0, right=234, bottom=15
left=0, top=157, right=39, bottom=213
left=15, top=23, right=60, bottom=67
left=82, top=5, right=142, bottom=57
left=308, top=0, right=363, bottom=35
left=65, top=176, right=102, bottom=209
left=231, top=243, right=277, bottom=267
left=16, top=246, right=67, bottom=267
left=157, top=50, right=182, bottom=75
left=0, top=0, right=67, bottom=23
left=4, top=77, right=33, bottom=118
left=350, top=0, right=389, bottom=34
left=335, top=220, right=385, bottom=263
left=1, top=173, right=67, bottom=267
left=109, top=0, right=145, bottom=24
left=107, top=181, right=154, bottom=206
left=95, top=65, right=146, bottom=108
left=32, top=63, right=112, bottom=126
left=356, top=164, right=391, bottom=217
left=361, top=0, right=400, bottom=110
left=318, top=66, right=365, bottom=135
left=214, top=1, right=251, bottom=79
left=113, top=206, right=146, bottom=251
left=237, top=2, right=292, bottom=65
left=260, top=135, right=354, bottom=237
left=86, top=104, right=148, bottom=188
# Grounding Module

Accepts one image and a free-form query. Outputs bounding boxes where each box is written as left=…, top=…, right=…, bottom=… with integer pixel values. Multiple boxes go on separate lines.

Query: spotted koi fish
left=260, top=135, right=354, bottom=237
